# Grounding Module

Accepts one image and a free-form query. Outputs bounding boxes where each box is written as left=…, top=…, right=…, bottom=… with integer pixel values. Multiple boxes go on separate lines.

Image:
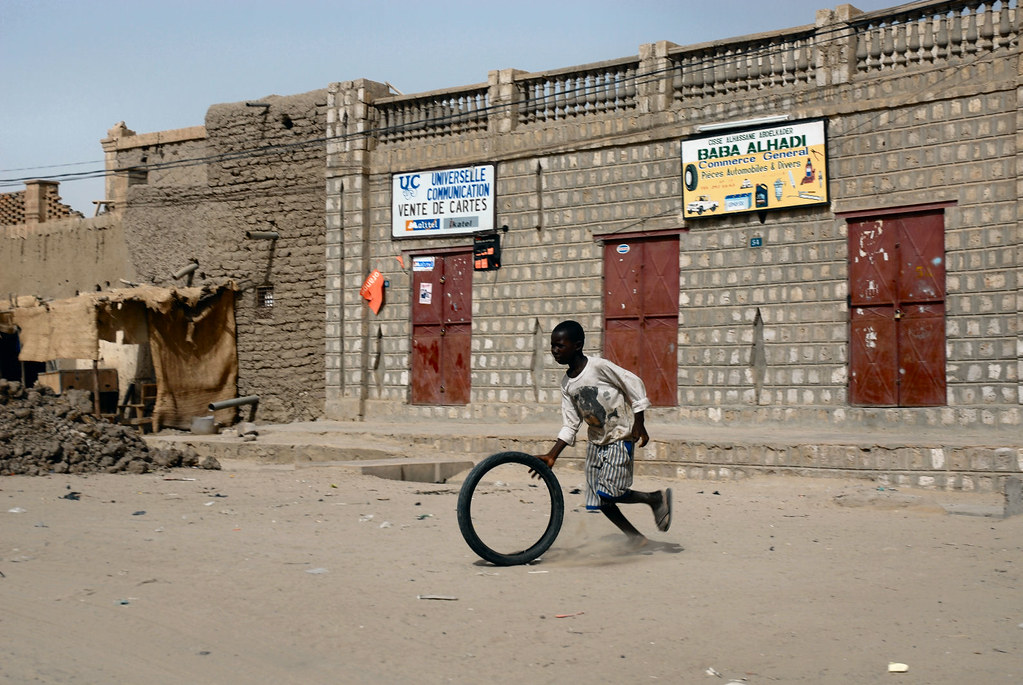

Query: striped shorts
left=584, top=440, right=634, bottom=510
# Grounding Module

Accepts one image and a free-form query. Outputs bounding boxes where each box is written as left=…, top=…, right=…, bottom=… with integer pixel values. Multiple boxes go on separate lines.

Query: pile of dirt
left=0, top=379, right=217, bottom=476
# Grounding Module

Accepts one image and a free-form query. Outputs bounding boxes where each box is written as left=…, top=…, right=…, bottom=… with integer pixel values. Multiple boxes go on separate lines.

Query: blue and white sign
left=392, top=164, right=495, bottom=238
left=412, top=257, right=436, bottom=271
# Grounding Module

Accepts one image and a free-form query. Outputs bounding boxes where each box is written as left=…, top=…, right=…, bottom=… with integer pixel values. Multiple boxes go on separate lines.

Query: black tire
left=456, top=451, right=565, bottom=566
left=684, top=163, right=698, bottom=192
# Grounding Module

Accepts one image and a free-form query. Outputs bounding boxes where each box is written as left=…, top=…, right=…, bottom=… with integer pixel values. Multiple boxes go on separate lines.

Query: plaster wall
left=115, top=91, right=329, bottom=422
left=0, top=213, right=133, bottom=300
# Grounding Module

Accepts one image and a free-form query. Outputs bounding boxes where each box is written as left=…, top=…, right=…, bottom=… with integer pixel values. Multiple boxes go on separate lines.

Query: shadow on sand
left=534, top=534, right=684, bottom=567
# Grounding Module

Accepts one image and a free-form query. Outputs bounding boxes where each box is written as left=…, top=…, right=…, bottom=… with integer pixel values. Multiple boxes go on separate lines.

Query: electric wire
left=0, top=19, right=882, bottom=186
left=0, top=6, right=1015, bottom=192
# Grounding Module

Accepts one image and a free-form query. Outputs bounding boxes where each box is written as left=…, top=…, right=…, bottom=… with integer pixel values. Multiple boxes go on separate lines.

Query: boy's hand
left=632, top=413, right=649, bottom=447
left=531, top=440, right=567, bottom=478
left=530, top=454, right=556, bottom=479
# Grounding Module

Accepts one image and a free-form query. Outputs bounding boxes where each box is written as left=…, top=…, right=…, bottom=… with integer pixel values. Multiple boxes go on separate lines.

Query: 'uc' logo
left=399, top=174, right=421, bottom=191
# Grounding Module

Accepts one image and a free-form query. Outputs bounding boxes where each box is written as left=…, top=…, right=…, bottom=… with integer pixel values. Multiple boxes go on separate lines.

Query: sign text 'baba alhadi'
left=681, top=119, right=828, bottom=218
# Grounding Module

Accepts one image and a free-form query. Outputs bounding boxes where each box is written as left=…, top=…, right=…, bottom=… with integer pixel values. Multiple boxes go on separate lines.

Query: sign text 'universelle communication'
left=392, top=165, right=495, bottom=238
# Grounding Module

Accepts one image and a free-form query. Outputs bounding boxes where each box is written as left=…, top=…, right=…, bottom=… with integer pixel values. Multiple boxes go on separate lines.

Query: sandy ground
left=1, top=460, right=1020, bottom=684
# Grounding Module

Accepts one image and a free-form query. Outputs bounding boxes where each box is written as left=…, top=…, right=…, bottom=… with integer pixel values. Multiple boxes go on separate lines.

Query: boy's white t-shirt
left=556, top=356, right=651, bottom=447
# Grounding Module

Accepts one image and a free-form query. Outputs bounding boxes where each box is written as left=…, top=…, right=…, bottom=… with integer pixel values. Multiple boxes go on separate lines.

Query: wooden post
left=91, top=360, right=101, bottom=417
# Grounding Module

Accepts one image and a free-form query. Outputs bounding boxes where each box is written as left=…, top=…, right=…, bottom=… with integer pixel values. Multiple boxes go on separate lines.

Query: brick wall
left=0, top=181, right=82, bottom=227
left=326, top=2, right=1021, bottom=434
left=0, top=191, right=28, bottom=226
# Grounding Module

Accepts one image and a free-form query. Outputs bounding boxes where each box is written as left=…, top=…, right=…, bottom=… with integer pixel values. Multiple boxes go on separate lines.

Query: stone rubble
left=0, top=379, right=218, bottom=476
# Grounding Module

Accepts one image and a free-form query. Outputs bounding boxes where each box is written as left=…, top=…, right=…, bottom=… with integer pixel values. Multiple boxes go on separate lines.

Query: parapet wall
left=0, top=212, right=131, bottom=301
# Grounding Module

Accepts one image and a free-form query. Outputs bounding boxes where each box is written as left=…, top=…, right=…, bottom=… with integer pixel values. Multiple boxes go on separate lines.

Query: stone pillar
left=1016, top=54, right=1023, bottom=408
left=637, top=41, right=679, bottom=113
left=100, top=122, right=136, bottom=212
left=23, top=180, right=59, bottom=225
left=324, top=79, right=390, bottom=420
left=487, top=68, right=527, bottom=134
left=815, top=4, right=864, bottom=87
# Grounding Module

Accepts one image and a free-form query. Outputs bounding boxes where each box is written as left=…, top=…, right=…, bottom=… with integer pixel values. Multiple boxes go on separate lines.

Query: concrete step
left=143, top=419, right=1023, bottom=492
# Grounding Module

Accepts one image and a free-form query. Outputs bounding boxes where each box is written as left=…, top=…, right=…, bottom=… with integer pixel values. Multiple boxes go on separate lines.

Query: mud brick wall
left=118, top=91, right=328, bottom=422
left=0, top=212, right=129, bottom=300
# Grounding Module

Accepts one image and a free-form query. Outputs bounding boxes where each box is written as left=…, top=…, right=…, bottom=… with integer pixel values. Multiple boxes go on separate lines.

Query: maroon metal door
left=848, top=212, right=946, bottom=406
left=603, top=236, right=679, bottom=406
left=411, top=253, right=472, bottom=404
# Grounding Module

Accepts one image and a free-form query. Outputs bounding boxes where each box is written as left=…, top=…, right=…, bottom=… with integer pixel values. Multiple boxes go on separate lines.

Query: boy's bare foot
left=654, top=488, right=672, bottom=532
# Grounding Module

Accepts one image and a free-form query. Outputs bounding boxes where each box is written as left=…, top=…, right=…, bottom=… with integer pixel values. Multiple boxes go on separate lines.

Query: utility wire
left=0, top=21, right=865, bottom=186
left=0, top=10, right=1013, bottom=189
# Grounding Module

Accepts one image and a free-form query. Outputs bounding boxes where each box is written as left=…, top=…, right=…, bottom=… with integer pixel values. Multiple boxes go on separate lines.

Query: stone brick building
left=324, top=1, right=1021, bottom=437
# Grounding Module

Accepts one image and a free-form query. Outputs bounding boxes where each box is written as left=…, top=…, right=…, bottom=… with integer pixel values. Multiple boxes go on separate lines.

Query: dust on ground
left=1, top=459, right=1019, bottom=684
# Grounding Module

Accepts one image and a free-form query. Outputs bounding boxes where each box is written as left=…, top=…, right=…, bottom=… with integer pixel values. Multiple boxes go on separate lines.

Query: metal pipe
left=209, top=395, right=260, bottom=411
left=246, top=231, right=279, bottom=240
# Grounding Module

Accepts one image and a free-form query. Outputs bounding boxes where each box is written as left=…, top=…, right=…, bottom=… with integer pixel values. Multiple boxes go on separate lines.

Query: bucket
left=191, top=416, right=218, bottom=435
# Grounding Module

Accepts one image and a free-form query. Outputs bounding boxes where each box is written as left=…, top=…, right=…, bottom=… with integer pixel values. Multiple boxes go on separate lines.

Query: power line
left=0, top=13, right=1011, bottom=189
left=0, top=159, right=104, bottom=173
left=0, top=22, right=856, bottom=187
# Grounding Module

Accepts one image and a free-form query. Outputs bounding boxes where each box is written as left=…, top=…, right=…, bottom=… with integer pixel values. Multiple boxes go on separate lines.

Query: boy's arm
left=534, top=389, right=579, bottom=472
left=535, top=439, right=569, bottom=469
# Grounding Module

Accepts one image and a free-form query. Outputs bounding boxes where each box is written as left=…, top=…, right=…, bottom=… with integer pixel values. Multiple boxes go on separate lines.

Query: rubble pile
left=0, top=379, right=217, bottom=476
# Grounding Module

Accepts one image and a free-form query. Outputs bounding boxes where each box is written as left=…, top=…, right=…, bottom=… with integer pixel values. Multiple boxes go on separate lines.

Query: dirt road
left=2, top=461, right=1020, bottom=684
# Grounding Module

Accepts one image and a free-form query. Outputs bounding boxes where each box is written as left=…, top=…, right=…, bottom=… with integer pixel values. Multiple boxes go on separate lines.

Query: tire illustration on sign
left=684, top=163, right=698, bottom=192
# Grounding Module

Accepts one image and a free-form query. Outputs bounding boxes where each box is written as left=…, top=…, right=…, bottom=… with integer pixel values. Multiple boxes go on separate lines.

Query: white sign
left=418, top=283, right=433, bottom=304
left=412, top=257, right=435, bottom=271
left=392, top=164, right=495, bottom=238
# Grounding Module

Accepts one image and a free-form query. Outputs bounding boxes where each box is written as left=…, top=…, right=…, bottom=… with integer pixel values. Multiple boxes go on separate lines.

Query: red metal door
left=848, top=212, right=946, bottom=406
left=897, top=214, right=947, bottom=405
left=603, top=237, right=679, bottom=406
left=849, top=306, right=898, bottom=405
left=411, top=253, right=472, bottom=404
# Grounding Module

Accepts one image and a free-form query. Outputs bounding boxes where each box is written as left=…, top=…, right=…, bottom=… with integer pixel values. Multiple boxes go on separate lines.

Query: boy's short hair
left=553, top=320, right=585, bottom=346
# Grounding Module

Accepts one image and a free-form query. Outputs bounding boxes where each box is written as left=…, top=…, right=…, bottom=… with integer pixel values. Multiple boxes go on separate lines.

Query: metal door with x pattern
left=848, top=211, right=946, bottom=406
left=603, top=236, right=679, bottom=406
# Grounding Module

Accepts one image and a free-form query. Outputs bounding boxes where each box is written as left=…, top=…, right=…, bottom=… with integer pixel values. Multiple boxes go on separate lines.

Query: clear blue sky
left=1, top=0, right=896, bottom=214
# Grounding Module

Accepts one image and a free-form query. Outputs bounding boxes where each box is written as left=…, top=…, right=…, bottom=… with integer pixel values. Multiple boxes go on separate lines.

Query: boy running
left=534, top=320, right=672, bottom=546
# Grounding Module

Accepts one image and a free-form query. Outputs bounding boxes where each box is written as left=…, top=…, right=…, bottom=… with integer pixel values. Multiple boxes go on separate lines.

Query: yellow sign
left=681, top=119, right=828, bottom=218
